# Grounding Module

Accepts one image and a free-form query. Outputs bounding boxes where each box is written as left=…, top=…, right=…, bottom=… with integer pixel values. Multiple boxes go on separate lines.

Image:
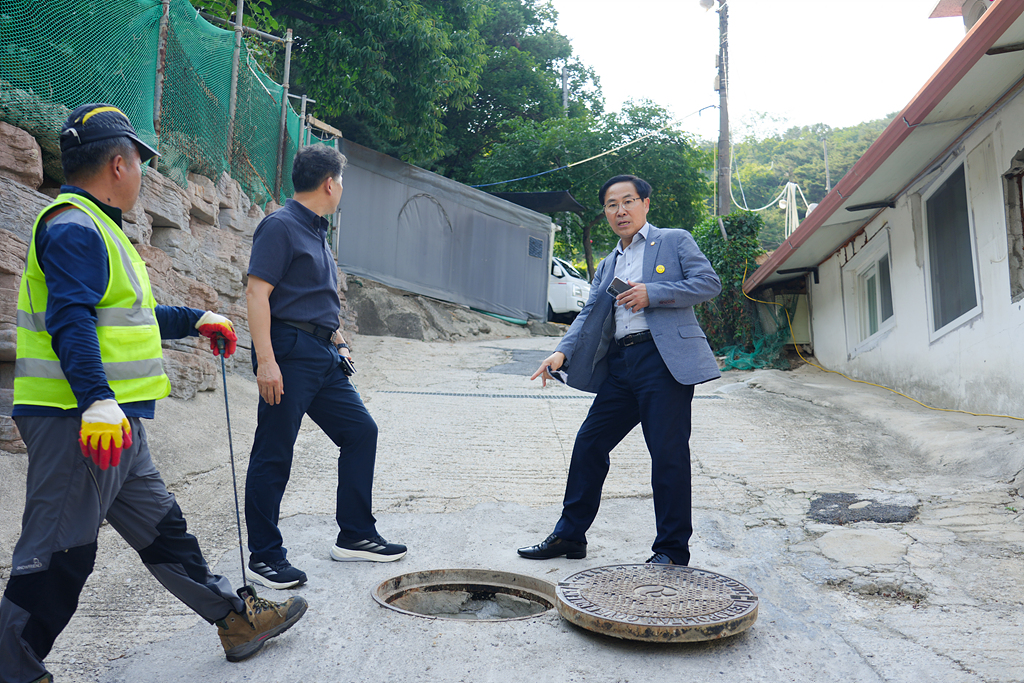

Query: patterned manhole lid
left=556, top=564, right=758, bottom=642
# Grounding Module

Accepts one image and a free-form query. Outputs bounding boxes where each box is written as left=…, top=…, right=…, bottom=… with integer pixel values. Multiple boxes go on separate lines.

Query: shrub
left=691, top=211, right=765, bottom=353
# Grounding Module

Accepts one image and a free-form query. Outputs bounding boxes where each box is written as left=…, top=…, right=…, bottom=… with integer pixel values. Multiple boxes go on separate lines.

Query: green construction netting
left=0, top=0, right=302, bottom=206
left=718, top=294, right=801, bottom=371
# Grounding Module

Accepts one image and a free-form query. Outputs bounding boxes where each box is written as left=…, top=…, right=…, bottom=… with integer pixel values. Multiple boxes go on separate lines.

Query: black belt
left=273, top=318, right=335, bottom=341
left=616, top=330, right=653, bottom=347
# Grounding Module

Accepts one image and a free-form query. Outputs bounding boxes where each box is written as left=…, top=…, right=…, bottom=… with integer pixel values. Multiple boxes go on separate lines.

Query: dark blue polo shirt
left=248, top=198, right=340, bottom=329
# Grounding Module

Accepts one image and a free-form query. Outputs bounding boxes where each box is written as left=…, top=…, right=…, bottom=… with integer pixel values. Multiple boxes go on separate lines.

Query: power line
left=469, top=105, right=717, bottom=189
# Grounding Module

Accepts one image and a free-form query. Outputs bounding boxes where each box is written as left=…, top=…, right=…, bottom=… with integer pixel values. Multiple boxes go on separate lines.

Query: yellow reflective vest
left=14, top=193, right=171, bottom=409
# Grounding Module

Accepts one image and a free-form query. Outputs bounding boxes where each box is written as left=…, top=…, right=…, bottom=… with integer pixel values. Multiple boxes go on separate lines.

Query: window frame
left=842, top=227, right=895, bottom=357
left=921, top=162, right=982, bottom=341
left=1000, top=153, right=1024, bottom=303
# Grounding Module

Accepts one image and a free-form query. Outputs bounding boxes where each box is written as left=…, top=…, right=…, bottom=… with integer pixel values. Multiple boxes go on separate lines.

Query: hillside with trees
left=728, top=114, right=896, bottom=248
left=192, top=0, right=893, bottom=260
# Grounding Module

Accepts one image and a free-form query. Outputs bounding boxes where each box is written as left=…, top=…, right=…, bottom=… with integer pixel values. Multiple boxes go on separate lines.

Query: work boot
left=217, top=592, right=308, bottom=662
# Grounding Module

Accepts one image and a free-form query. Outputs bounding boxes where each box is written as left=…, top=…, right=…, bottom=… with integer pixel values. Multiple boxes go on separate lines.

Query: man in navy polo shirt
left=244, top=145, right=406, bottom=589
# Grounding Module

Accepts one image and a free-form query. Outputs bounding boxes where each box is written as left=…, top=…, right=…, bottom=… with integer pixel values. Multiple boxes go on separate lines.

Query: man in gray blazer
left=518, top=174, right=721, bottom=566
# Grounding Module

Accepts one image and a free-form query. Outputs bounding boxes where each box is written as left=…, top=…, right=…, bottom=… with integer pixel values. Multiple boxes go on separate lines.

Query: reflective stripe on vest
left=14, top=194, right=171, bottom=409
left=17, top=307, right=157, bottom=333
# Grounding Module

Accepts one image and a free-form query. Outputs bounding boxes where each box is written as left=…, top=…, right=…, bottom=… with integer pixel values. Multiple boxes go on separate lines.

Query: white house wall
left=809, top=96, right=1024, bottom=417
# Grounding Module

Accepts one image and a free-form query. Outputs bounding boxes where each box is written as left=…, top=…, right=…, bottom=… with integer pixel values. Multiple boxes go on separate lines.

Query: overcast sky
left=549, top=0, right=971, bottom=141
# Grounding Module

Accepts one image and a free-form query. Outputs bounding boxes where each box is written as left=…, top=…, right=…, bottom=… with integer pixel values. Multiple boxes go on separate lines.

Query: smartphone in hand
left=606, top=277, right=630, bottom=297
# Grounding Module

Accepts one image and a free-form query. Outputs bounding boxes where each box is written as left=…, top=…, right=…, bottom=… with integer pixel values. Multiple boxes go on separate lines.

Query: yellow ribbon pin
left=656, top=265, right=665, bottom=274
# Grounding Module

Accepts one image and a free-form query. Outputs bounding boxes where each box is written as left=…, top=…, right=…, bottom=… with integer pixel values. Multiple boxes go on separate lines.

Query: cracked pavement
left=2, top=334, right=1022, bottom=682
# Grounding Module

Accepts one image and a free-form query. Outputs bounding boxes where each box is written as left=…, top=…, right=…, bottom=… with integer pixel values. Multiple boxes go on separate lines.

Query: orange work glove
left=196, top=311, right=237, bottom=358
left=79, top=398, right=132, bottom=470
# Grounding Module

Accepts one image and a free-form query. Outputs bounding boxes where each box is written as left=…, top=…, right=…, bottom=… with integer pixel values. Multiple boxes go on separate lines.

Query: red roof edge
left=742, top=0, right=1024, bottom=293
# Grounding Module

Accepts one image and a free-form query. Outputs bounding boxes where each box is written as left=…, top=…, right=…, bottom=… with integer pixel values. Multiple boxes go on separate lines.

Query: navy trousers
left=246, top=323, right=379, bottom=564
left=553, top=339, right=695, bottom=565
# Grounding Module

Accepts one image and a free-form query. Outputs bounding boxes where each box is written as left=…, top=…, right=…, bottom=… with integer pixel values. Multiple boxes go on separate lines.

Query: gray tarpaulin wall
left=333, top=140, right=553, bottom=321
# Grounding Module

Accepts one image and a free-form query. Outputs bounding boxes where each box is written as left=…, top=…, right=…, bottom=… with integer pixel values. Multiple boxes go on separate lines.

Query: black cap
left=60, top=103, right=159, bottom=162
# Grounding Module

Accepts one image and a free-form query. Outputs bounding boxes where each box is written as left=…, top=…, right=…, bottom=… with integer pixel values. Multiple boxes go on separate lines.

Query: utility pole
left=822, top=137, right=831, bottom=192
left=561, top=66, right=569, bottom=116
left=716, top=1, right=731, bottom=216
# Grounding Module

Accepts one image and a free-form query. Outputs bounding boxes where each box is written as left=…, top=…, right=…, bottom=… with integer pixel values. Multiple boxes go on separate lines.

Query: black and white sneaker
left=331, top=534, right=407, bottom=562
left=245, top=558, right=308, bottom=589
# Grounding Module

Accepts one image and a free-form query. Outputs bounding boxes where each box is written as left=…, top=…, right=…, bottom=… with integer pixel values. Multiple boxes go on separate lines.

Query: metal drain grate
left=378, top=391, right=724, bottom=400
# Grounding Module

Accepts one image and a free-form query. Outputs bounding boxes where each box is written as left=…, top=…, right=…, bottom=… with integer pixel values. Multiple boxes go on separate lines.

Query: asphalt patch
left=486, top=349, right=552, bottom=376
left=809, top=492, right=919, bottom=525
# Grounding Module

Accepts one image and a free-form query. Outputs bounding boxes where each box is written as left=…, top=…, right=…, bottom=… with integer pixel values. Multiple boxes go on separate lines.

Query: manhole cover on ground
left=556, top=564, right=758, bottom=642
left=374, top=569, right=557, bottom=621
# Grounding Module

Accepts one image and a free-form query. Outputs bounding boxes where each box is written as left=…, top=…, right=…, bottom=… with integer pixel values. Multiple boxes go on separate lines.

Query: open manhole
left=556, top=564, right=758, bottom=642
left=374, top=569, right=557, bottom=621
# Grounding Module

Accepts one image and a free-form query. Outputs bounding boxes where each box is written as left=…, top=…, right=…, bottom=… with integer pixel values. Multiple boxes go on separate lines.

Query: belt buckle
left=624, top=331, right=648, bottom=347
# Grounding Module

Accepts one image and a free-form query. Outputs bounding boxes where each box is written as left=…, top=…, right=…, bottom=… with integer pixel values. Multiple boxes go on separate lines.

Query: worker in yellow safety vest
left=0, top=104, right=307, bottom=683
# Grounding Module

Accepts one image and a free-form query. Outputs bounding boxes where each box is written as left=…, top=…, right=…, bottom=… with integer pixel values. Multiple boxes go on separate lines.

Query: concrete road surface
left=3, top=334, right=1023, bottom=683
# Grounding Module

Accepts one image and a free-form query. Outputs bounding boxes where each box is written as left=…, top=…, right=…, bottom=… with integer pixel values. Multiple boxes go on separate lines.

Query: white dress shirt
left=612, top=223, right=651, bottom=341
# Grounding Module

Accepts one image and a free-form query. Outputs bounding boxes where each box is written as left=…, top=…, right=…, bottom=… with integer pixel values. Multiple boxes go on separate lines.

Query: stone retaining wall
left=0, top=121, right=355, bottom=452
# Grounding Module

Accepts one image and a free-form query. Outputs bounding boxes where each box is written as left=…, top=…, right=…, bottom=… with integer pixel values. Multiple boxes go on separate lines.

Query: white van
left=548, top=256, right=591, bottom=323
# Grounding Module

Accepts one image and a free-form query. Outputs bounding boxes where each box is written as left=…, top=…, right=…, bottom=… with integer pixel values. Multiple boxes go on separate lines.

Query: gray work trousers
left=0, top=416, right=245, bottom=683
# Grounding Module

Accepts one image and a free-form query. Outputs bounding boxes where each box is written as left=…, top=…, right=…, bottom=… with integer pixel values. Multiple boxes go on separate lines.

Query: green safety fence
left=717, top=294, right=801, bottom=371
left=0, top=0, right=302, bottom=206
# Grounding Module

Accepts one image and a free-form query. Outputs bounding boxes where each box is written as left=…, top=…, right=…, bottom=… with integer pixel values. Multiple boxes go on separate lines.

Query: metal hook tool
left=217, top=337, right=257, bottom=602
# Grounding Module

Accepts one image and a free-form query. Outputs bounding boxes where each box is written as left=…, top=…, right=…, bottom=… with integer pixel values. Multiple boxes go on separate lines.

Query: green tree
left=191, top=0, right=280, bottom=33
left=433, top=0, right=602, bottom=179
left=265, top=0, right=488, bottom=163
left=691, top=211, right=764, bottom=352
left=473, top=100, right=713, bottom=278
left=189, top=0, right=599, bottom=168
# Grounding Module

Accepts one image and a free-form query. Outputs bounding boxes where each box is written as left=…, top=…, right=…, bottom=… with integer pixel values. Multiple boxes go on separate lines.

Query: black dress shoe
left=517, top=533, right=587, bottom=560
left=646, top=552, right=675, bottom=565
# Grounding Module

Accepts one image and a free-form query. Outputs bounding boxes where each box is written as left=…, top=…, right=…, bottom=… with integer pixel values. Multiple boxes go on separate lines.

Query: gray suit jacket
left=555, top=225, right=722, bottom=393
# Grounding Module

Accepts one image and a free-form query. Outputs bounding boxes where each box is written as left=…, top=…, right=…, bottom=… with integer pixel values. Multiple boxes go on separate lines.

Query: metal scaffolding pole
left=226, top=0, right=245, bottom=162
left=151, top=0, right=171, bottom=168
left=274, top=28, right=293, bottom=199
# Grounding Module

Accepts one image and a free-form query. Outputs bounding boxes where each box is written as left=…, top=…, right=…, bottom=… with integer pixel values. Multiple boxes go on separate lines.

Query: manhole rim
left=374, top=568, right=558, bottom=622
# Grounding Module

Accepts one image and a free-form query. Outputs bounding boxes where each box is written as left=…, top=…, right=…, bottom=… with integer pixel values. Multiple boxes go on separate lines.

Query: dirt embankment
left=344, top=276, right=563, bottom=342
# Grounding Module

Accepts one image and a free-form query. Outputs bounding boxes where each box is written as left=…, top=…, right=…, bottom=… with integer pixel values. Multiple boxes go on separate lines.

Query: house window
left=1002, top=151, right=1024, bottom=302
left=859, top=253, right=893, bottom=339
left=842, top=228, right=894, bottom=355
left=924, top=164, right=979, bottom=336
